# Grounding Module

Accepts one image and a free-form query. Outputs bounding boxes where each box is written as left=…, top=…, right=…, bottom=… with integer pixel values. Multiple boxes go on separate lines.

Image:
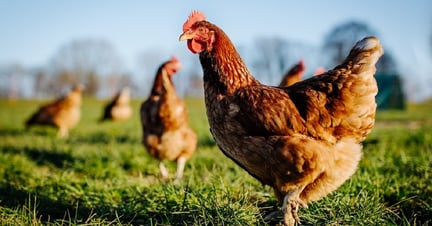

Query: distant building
left=375, top=74, right=406, bottom=110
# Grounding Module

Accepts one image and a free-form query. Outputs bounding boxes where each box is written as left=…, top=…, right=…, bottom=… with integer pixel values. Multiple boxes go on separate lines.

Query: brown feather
left=140, top=57, right=197, bottom=180
left=100, top=87, right=132, bottom=122
left=180, top=12, right=383, bottom=225
left=279, top=60, right=305, bottom=87
left=25, top=84, right=84, bottom=137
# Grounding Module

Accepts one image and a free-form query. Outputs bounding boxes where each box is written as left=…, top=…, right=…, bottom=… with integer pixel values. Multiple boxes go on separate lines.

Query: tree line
left=0, top=20, right=401, bottom=100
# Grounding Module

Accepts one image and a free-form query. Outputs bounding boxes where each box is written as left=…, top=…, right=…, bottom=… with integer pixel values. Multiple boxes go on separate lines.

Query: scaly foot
left=282, top=193, right=308, bottom=226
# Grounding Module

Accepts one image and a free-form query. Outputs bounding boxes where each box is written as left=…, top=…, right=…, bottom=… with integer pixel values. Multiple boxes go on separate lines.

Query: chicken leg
left=58, top=126, right=68, bottom=138
left=159, top=162, right=169, bottom=179
left=282, top=190, right=308, bottom=226
left=175, top=156, right=187, bottom=181
left=158, top=156, right=187, bottom=181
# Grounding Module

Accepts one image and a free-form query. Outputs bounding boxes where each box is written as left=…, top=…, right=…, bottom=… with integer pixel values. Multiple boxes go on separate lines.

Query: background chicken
left=140, top=56, right=197, bottom=181
left=25, top=84, right=84, bottom=138
left=278, top=59, right=305, bottom=87
left=180, top=11, right=383, bottom=226
left=99, top=86, right=132, bottom=122
left=313, top=66, right=326, bottom=76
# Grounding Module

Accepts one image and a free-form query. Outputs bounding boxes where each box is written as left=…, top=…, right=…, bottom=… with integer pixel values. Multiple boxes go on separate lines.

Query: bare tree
left=429, top=23, right=432, bottom=56
left=322, top=21, right=377, bottom=66
left=44, top=69, right=77, bottom=95
left=0, top=64, right=25, bottom=100
left=251, top=37, right=319, bottom=85
left=252, top=37, right=292, bottom=85
left=45, top=38, right=123, bottom=97
left=105, top=73, right=134, bottom=97
left=33, top=70, right=48, bottom=98
left=322, top=20, right=398, bottom=74
left=136, top=49, right=169, bottom=97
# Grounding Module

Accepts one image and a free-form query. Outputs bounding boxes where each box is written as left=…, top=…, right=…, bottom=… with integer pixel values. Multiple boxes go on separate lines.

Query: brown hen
left=25, top=84, right=84, bottom=138
left=278, top=59, right=305, bottom=87
left=179, top=11, right=383, bottom=225
left=99, top=86, right=132, bottom=122
left=140, top=56, right=197, bottom=181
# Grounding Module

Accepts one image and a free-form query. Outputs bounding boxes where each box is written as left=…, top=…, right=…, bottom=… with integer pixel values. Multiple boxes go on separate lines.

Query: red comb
left=183, top=10, right=206, bottom=32
left=300, top=59, right=306, bottom=69
left=299, top=59, right=305, bottom=66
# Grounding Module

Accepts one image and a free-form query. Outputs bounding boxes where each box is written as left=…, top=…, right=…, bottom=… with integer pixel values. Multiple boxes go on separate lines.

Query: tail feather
left=25, top=116, right=35, bottom=128
left=327, top=36, right=383, bottom=142
left=343, top=36, right=384, bottom=73
left=24, top=110, right=54, bottom=128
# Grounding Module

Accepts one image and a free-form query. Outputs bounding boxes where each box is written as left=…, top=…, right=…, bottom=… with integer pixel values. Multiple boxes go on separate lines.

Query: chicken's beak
left=179, top=32, right=193, bottom=41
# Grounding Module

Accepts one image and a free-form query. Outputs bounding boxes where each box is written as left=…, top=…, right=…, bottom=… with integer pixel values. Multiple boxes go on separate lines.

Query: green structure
left=375, top=74, right=406, bottom=110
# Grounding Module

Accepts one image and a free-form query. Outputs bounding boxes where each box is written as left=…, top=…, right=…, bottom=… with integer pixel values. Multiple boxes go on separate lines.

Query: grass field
left=0, top=97, right=431, bottom=225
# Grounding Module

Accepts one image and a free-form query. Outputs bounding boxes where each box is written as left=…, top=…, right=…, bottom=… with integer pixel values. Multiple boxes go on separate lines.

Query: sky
left=1, top=0, right=431, bottom=100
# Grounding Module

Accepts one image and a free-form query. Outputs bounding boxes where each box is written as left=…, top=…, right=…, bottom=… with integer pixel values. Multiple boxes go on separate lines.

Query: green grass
left=0, top=98, right=431, bottom=225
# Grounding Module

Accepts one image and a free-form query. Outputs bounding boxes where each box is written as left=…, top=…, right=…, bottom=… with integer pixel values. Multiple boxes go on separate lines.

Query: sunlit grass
left=0, top=98, right=431, bottom=225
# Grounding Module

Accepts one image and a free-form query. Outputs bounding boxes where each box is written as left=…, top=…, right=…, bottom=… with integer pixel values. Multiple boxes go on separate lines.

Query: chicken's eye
left=198, top=27, right=204, bottom=32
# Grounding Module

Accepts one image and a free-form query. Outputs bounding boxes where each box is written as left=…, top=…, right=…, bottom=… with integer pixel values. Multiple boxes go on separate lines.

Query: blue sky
left=1, top=0, right=431, bottom=100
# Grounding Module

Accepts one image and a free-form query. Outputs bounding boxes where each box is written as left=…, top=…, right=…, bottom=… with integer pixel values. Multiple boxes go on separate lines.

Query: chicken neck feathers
left=142, top=58, right=194, bottom=141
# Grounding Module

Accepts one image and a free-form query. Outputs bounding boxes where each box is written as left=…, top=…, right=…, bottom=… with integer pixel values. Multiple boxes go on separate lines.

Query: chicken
left=140, top=56, right=197, bottom=181
left=179, top=11, right=383, bottom=225
left=25, top=84, right=84, bottom=138
left=99, top=86, right=132, bottom=122
left=313, top=66, right=326, bottom=76
left=278, top=59, right=305, bottom=87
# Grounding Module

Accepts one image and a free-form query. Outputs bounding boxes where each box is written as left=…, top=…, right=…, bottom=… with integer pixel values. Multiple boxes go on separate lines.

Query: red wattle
left=187, top=40, right=205, bottom=53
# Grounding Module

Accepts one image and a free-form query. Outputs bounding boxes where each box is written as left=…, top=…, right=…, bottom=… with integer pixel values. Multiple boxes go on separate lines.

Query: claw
left=299, top=199, right=308, bottom=209
left=282, top=192, right=307, bottom=226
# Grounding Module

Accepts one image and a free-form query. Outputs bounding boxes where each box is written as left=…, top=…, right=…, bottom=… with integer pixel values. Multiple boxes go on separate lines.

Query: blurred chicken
left=180, top=11, right=383, bottom=226
left=278, top=59, right=305, bottom=87
left=99, top=86, right=132, bottom=122
left=313, top=66, right=326, bottom=76
left=25, top=84, right=84, bottom=138
left=140, top=56, right=197, bottom=181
